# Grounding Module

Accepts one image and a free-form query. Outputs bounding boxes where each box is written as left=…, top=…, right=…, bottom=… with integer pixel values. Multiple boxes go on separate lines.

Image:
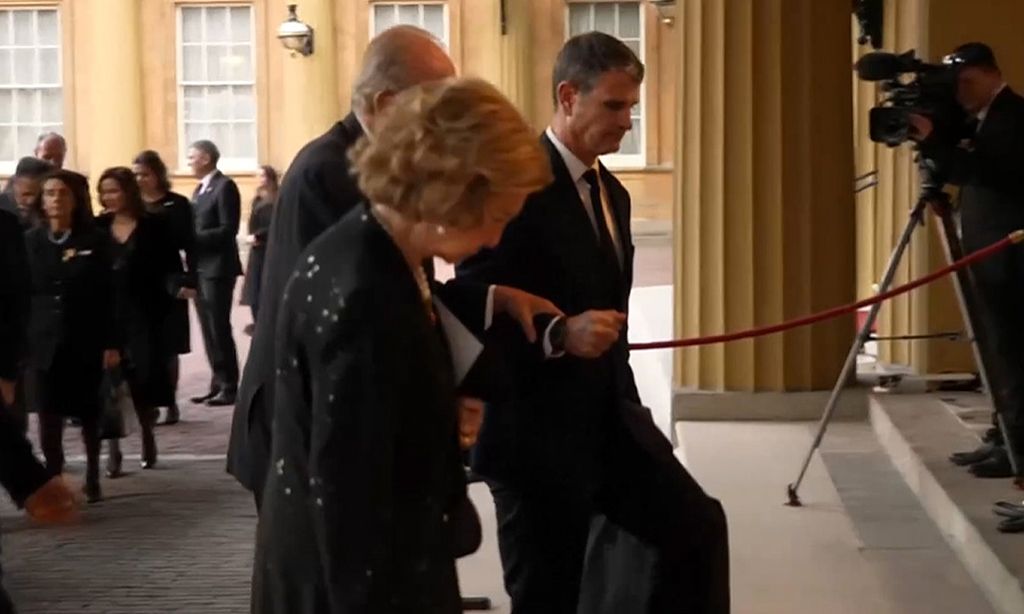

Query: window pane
left=233, top=85, right=255, bottom=120
left=206, top=44, right=227, bottom=82
left=374, top=5, right=396, bottom=34
left=205, top=8, right=229, bottom=43
left=568, top=5, right=591, bottom=36
left=423, top=5, right=445, bottom=43
left=13, top=48, right=34, bottom=85
left=206, top=85, right=231, bottom=121
left=594, top=4, right=616, bottom=34
left=0, top=127, right=14, bottom=164
left=17, top=125, right=37, bottom=157
left=13, top=11, right=33, bottom=46
left=185, top=122, right=207, bottom=148
left=227, top=45, right=252, bottom=82
left=617, top=118, right=641, bottom=155
left=181, top=9, right=203, bottom=43
left=0, top=50, right=12, bottom=86
left=618, top=4, right=641, bottom=39
left=397, top=4, right=420, bottom=25
left=38, top=47, right=59, bottom=85
left=209, top=122, right=231, bottom=153
left=182, top=45, right=204, bottom=81
left=40, top=88, right=60, bottom=124
left=626, top=40, right=641, bottom=58
left=14, top=89, right=35, bottom=123
left=232, top=122, right=256, bottom=160
left=0, top=90, right=12, bottom=122
left=37, top=10, right=58, bottom=46
left=230, top=7, right=252, bottom=44
left=0, top=13, right=11, bottom=47
left=183, top=86, right=206, bottom=122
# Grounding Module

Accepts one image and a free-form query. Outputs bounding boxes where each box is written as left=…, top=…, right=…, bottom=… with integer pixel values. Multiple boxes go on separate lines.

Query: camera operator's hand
left=908, top=113, right=934, bottom=142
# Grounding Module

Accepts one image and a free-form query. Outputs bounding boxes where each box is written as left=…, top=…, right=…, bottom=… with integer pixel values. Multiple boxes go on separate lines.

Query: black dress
left=241, top=196, right=274, bottom=309
left=97, top=213, right=183, bottom=408
left=144, top=192, right=195, bottom=355
left=25, top=226, right=117, bottom=419
left=252, top=208, right=464, bottom=614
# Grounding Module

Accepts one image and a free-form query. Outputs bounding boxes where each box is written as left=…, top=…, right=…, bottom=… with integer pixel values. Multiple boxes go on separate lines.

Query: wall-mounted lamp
left=277, top=4, right=314, bottom=56
left=648, top=0, right=676, bottom=26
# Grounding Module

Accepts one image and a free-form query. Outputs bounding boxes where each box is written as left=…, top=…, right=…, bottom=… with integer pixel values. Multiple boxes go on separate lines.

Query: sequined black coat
left=252, top=209, right=464, bottom=614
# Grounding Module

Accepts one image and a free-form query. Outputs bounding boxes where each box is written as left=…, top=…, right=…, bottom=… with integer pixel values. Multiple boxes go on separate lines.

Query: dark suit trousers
left=0, top=552, right=13, bottom=614
left=490, top=425, right=729, bottom=614
left=967, top=243, right=1024, bottom=447
left=197, top=277, right=239, bottom=393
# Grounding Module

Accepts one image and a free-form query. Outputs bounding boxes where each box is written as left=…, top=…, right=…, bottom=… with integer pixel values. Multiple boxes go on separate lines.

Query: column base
left=672, top=387, right=868, bottom=422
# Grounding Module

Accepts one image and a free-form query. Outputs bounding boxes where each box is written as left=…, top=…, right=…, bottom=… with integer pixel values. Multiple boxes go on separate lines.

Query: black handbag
left=450, top=494, right=482, bottom=558
left=98, top=368, right=138, bottom=440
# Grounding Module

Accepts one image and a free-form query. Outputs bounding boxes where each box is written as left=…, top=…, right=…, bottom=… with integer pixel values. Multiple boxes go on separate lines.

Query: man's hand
left=25, top=475, right=80, bottom=525
left=0, top=379, right=15, bottom=407
left=908, top=113, right=934, bottom=142
left=565, top=310, right=626, bottom=358
left=457, top=397, right=485, bottom=450
left=493, top=286, right=564, bottom=343
left=103, top=349, right=121, bottom=371
left=177, top=287, right=198, bottom=301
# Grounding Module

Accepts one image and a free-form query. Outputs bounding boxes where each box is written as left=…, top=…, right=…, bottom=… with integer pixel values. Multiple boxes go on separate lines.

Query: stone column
left=499, top=0, right=535, bottom=124
left=276, top=0, right=340, bottom=163
left=673, top=0, right=857, bottom=419
left=88, top=0, right=144, bottom=177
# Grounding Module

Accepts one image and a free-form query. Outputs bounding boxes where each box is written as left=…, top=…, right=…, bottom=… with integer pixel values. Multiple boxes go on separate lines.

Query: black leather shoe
left=993, top=501, right=1024, bottom=518
left=950, top=442, right=999, bottom=467
left=161, top=404, right=180, bottom=426
left=205, top=391, right=236, bottom=407
left=190, top=391, right=218, bottom=404
left=998, top=514, right=1024, bottom=533
left=83, top=481, right=102, bottom=504
left=969, top=447, right=1013, bottom=478
left=983, top=427, right=1004, bottom=445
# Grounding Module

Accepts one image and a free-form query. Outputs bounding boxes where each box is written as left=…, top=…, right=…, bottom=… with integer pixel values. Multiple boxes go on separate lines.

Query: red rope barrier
left=629, top=230, right=1024, bottom=351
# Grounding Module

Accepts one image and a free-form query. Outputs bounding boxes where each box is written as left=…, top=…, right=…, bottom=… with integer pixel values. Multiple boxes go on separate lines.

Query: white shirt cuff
left=485, top=285, right=496, bottom=330
left=542, top=316, right=566, bottom=359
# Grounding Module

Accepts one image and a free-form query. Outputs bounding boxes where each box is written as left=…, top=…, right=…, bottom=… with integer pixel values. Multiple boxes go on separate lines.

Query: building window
left=177, top=5, right=257, bottom=170
left=567, top=2, right=644, bottom=167
left=371, top=3, right=448, bottom=48
left=0, top=8, right=62, bottom=172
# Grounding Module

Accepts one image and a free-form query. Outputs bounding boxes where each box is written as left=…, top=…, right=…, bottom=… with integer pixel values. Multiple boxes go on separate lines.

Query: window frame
left=368, top=1, right=450, bottom=49
left=0, top=6, right=63, bottom=174
left=564, top=1, right=646, bottom=170
left=175, top=3, right=259, bottom=172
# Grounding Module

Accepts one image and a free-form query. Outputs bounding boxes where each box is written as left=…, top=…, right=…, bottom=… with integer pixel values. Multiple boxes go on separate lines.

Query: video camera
left=855, top=50, right=968, bottom=149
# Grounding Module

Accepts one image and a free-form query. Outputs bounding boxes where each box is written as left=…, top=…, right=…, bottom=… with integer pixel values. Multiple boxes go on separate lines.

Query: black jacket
left=0, top=410, right=50, bottom=506
left=0, top=209, right=29, bottom=380
left=192, top=171, right=242, bottom=279
left=252, top=209, right=464, bottom=614
left=921, top=86, right=1024, bottom=249
left=146, top=191, right=197, bottom=354
left=456, top=134, right=641, bottom=494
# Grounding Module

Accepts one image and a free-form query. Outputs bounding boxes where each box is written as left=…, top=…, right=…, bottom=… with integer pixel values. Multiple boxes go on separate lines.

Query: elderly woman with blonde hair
left=251, top=77, right=553, bottom=614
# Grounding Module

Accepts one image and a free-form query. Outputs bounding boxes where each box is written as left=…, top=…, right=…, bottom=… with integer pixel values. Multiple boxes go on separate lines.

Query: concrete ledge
left=672, top=387, right=868, bottom=421
left=869, top=393, right=1024, bottom=614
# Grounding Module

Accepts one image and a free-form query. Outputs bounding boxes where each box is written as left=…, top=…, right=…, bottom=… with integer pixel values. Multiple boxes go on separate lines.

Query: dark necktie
left=582, top=169, right=619, bottom=270
left=192, top=183, right=203, bottom=201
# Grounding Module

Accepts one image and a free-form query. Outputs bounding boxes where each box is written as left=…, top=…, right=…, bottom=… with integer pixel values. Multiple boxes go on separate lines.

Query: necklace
left=371, top=204, right=436, bottom=323
left=47, top=228, right=70, bottom=245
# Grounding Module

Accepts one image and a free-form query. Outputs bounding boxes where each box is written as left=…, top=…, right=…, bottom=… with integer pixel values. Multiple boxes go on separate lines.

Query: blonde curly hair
left=350, top=77, right=553, bottom=228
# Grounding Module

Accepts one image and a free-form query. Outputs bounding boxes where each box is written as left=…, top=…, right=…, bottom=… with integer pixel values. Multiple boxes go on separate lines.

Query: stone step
left=868, top=392, right=1024, bottom=614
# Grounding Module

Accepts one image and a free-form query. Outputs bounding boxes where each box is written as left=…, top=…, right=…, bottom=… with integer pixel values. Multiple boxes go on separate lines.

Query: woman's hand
left=103, top=349, right=121, bottom=370
left=457, top=397, right=485, bottom=450
left=177, top=287, right=198, bottom=301
left=25, top=475, right=80, bottom=525
left=493, top=286, right=564, bottom=343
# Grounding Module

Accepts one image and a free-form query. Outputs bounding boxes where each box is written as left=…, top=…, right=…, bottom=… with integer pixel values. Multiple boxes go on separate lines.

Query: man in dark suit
left=912, top=43, right=1024, bottom=481
left=456, top=32, right=729, bottom=613
left=187, top=140, right=242, bottom=407
left=229, top=26, right=558, bottom=510
left=0, top=157, right=50, bottom=226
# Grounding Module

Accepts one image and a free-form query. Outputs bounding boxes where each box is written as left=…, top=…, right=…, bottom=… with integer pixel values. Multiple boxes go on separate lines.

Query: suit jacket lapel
left=599, top=163, right=633, bottom=286
left=541, top=134, right=606, bottom=254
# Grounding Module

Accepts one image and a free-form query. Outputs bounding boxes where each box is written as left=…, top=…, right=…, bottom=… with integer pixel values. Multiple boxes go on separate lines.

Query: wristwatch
left=548, top=316, right=568, bottom=355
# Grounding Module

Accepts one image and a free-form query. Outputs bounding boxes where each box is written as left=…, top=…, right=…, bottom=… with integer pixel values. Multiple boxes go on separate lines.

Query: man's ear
left=372, top=90, right=397, bottom=116
left=555, top=81, right=577, bottom=115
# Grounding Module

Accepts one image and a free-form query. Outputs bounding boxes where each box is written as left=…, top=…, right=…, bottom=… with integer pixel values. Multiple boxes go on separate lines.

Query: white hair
left=351, top=25, right=447, bottom=116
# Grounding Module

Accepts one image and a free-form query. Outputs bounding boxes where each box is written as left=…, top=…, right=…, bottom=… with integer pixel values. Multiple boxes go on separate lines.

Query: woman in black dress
left=252, top=77, right=552, bottom=613
left=133, top=150, right=196, bottom=425
left=26, top=169, right=120, bottom=503
left=240, top=164, right=279, bottom=333
left=96, top=167, right=184, bottom=476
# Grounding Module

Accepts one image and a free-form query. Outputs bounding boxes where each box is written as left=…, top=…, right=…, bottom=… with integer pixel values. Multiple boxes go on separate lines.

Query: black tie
left=193, top=183, right=203, bottom=201
left=582, top=169, right=618, bottom=269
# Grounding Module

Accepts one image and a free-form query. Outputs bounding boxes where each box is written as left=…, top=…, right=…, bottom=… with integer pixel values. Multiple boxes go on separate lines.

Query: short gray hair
left=351, top=25, right=445, bottom=116
left=552, top=31, right=644, bottom=107
left=190, top=139, right=221, bottom=166
left=36, top=131, right=66, bottom=151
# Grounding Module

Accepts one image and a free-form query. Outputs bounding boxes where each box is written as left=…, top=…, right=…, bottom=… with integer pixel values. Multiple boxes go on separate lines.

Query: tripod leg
left=787, top=200, right=928, bottom=505
left=934, top=209, right=1021, bottom=476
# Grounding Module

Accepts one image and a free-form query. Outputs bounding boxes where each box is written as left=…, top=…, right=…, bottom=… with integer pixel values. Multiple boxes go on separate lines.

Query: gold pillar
left=499, top=0, right=534, bottom=124
left=88, top=0, right=144, bottom=178
left=277, top=0, right=341, bottom=165
left=674, top=0, right=855, bottom=406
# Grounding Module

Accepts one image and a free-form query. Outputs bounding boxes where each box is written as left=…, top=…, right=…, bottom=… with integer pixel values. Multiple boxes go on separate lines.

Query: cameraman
left=910, top=42, right=1024, bottom=480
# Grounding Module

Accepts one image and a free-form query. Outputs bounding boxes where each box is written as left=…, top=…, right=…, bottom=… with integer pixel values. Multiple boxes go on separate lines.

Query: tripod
left=786, top=185, right=1019, bottom=506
